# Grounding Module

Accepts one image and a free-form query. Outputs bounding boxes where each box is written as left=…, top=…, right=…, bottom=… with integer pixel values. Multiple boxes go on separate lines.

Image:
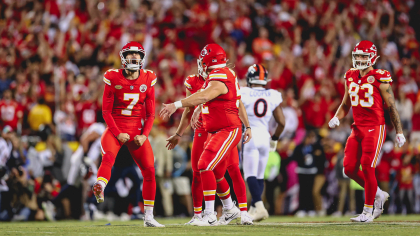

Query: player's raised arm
left=166, top=89, right=194, bottom=150
left=329, top=82, right=351, bottom=128
left=159, top=80, right=228, bottom=119
left=379, top=83, right=406, bottom=147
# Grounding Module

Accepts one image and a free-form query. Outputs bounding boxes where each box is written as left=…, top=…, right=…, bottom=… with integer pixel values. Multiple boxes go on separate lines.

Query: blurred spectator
left=27, top=98, right=52, bottom=132
left=0, top=90, right=23, bottom=133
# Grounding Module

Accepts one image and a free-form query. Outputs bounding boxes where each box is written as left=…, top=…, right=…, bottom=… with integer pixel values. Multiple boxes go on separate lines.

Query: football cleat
left=240, top=211, right=254, bottom=225
left=252, top=201, right=269, bottom=222
left=350, top=212, right=374, bottom=223
left=373, top=190, right=390, bottom=219
left=191, top=211, right=219, bottom=226
left=248, top=206, right=256, bottom=219
left=92, top=181, right=105, bottom=203
left=218, top=205, right=240, bottom=225
left=144, top=214, right=165, bottom=227
left=185, top=215, right=202, bottom=225
left=42, top=201, right=56, bottom=221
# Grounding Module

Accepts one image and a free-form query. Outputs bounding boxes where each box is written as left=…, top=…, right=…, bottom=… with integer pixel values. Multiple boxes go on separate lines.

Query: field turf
left=1, top=215, right=419, bottom=235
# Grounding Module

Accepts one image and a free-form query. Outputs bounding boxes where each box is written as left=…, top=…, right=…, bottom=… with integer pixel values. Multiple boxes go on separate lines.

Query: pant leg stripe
left=372, top=125, right=385, bottom=168
left=205, top=130, right=234, bottom=170
left=210, top=128, right=238, bottom=170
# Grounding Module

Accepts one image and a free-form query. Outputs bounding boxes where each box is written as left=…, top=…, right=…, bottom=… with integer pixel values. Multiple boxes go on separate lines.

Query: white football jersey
left=240, top=87, right=282, bottom=133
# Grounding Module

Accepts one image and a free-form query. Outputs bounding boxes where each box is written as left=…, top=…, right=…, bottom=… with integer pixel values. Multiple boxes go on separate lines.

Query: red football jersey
left=102, top=69, right=157, bottom=137
left=75, top=101, right=98, bottom=133
left=202, top=67, right=242, bottom=133
left=184, top=74, right=206, bottom=132
left=0, top=100, right=23, bottom=131
left=345, top=68, right=392, bottom=127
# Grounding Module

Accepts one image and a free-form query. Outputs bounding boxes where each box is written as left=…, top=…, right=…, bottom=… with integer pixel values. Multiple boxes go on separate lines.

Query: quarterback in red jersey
left=93, top=41, right=163, bottom=227
left=160, top=44, right=253, bottom=226
left=166, top=71, right=252, bottom=226
left=329, top=40, right=406, bottom=222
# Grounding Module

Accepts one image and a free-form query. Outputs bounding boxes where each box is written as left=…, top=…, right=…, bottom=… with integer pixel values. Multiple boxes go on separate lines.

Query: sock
left=364, top=204, right=373, bottom=214
left=142, top=167, right=156, bottom=216
left=217, top=178, right=233, bottom=210
left=361, top=164, right=377, bottom=206
left=96, top=153, right=116, bottom=185
left=257, top=179, right=264, bottom=198
left=227, top=165, right=247, bottom=211
left=192, top=171, right=203, bottom=216
left=247, top=176, right=261, bottom=207
left=201, top=170, right=216, bottom=214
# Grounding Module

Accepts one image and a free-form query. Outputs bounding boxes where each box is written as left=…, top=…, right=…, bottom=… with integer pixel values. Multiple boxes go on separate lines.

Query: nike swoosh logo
left=369, top=129, right=374, bottom=132
left=208, top=220, right=216, bottom=224
left=225, top=213, right=238, bottom=221
left=360, top=219, right=368, bottom=222
left=145, top=222, right=156, bottom=227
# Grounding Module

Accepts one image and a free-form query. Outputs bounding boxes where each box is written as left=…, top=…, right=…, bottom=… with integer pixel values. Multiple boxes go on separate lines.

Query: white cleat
left=191, top=211, right=218, bottom=226
left=185, top=215, right=202, bottom=225
left=252, top=201, right=269, bottom=222
left=218, top=206, right=240, bottom=225
left=42, top=201, right=56, bottom=221
left=350, top=212, right=374, bottom=223
left=240, top=211, right=254, bottom=225
left=373, top=191, right=389, bottom=219
left=248, top=206, right=256, bottom=219
left=144, top=215, right=165, bottom=227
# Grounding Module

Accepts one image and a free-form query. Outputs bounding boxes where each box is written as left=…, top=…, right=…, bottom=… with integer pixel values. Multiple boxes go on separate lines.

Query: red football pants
left=97, top=127, right=156, bottom=208
left=343, top=124, right=386, bottom=206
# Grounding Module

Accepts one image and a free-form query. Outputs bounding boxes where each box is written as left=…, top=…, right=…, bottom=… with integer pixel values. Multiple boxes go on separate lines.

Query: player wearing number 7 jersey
left=93, top=41, right=164, bottom=227
left=329, top=40, right=406, bottom=223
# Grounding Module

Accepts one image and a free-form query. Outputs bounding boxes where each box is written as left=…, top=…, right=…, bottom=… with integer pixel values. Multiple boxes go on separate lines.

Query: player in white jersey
left=240, top=64, right=285, bottom=221
left=44, top=116, right=106, bottom=221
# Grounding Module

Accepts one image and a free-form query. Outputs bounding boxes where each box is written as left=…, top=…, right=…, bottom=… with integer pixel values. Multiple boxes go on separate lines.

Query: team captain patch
left=140, top=84, right=147, bottom=93
left=115, top=85, right=122, bottom=89
left=367, top=76, right=375, bottom=83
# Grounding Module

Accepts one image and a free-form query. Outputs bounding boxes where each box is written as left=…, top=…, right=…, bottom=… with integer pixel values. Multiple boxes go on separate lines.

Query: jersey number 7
left=122, top=93, right=139, bottom=116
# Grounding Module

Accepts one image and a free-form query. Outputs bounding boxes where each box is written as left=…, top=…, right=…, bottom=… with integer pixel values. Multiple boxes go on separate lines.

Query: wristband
left=174, top=101, right=183, bottom=109
left=176, top=133, right=182, bottom=137
left=246, top=127, right=251, bottom=130
left=271, top=135, right=279, bottom=141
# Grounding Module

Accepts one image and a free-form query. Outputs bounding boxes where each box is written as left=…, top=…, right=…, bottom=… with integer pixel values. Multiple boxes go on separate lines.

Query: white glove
left=395, top=133, right=406, bottom=148
left=269, top=140, right=278, bottom=152
left=328, top=117, right=340, bottom=128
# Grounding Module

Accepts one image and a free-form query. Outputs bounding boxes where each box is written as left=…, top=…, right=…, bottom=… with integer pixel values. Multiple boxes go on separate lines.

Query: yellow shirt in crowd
left=28, top=104, right=52, bottom=131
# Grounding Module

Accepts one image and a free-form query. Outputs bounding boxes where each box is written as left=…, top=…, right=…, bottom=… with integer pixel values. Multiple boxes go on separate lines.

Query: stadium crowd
left=0, top=0, right=420, bottom=221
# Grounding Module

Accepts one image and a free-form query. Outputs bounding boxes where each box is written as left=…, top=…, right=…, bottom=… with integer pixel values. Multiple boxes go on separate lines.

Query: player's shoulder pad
left=372, top=69, right=392, bottom=83
left=103, top=69, right=121, bottom=86
left=344, top=68, right=358, bottom=80
left=184, top=74, right=198, bottom=90
left=142, top=69, right=157, bottom=87
left=208, top=68, right=228, bottom=80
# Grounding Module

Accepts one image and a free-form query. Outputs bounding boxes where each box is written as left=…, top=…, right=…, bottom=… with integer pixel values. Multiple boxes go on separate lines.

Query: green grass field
left=1, top=215, right=419, bottom=235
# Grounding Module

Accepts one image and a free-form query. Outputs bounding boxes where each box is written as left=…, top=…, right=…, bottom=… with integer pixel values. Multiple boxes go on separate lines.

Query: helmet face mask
left=352, top=40, right=379, bottom=71
left=120, top=42, right=146, bottom=71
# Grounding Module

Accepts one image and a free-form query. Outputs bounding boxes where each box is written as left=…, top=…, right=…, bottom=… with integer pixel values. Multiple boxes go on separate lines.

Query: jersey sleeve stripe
left=103, top=77, right=111, bottom=86
left=209, top=74, right=227, bottom=79
left=151, top=78, right=157, bottom=87
left=184, top=81, right=192, bottom=89
left=379, top=77, right=392, bottom=82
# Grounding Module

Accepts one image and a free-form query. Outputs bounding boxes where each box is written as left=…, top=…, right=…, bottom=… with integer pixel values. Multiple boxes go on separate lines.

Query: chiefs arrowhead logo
left=140, top=84, right=147, bottom=93
left=367, top=76, right=375, bottom=83
left=200, top=47, right=208, bottom=57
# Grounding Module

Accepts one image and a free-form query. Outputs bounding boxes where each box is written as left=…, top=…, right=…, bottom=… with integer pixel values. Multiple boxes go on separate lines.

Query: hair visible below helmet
left=120, top=41, right=146, bottom=71
left=352, top=40, right=379, bottom=70
left=197, top=44, right=227, bottom=78
left=246, top=64, right=268, bottom=86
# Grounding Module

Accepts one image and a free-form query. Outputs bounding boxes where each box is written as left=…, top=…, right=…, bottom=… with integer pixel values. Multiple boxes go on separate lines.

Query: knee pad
left=142, top=167, right=155, bottom=182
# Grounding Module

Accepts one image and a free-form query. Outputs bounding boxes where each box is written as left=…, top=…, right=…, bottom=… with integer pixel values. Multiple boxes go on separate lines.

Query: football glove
left=395, top=133, right=406, bottom=148
left=328, top=117, right=340, bottom=128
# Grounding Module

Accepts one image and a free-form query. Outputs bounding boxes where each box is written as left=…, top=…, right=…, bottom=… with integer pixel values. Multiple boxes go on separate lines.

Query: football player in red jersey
left=160, top=44, right=253, bottom=226
left=166, top=72, right=252, bottom=225
left=93, top=41, right=163, bottom=227
left=329, top=40, right=406, bottom=222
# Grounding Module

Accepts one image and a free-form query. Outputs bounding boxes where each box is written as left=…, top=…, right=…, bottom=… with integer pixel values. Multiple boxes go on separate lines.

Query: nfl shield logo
left=130, top=86, right=134, bottom=90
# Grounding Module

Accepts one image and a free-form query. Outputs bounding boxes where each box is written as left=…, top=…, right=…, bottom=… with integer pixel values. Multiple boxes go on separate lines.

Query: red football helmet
left=197, top=44, right=227, bottom=78
left=352, top=40, right=379, bottom=70
left=120, top=41, right=146, bottom=70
